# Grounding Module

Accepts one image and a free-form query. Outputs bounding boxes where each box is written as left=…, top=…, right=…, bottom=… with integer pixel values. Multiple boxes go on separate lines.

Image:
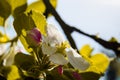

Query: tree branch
left=43, top=0, right=77, bottom=50
left=43, top=0, right=120, bottom=57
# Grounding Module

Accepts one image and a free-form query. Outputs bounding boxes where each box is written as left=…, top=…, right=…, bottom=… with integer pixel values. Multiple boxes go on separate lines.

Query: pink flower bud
left=27, top=28, right=42, bottom=47
left=57, top=65, right=63, bottom=75
left=72, top=72, right=81, bottom=80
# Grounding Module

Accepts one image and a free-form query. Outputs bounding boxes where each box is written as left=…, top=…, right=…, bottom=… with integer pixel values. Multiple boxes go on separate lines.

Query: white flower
left=66, top=48, right=90, bottom=70
left=42, top=24, right=68, bottom=65
left=42, top=24, right=90, bottom=70
left=0, top=44, right=6, bottom=55
left=44, top=24, right=65, bottom=46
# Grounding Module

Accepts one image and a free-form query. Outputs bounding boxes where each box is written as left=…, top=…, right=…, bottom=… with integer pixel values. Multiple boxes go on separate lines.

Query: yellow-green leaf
left=6, top=0, right=27, bottom=17
left=19, top=35, right=33, bottom=52
left=13, top=13, right=35, bottom=35
left=80, top=53, right=110, bottom=74
left=0, top=0, right=11, bottom=26
left=14, top=10, right=46, bottom=52
left=26, top=0, right=57, bottom=14
left=79, top=44, right=93, bottom=57
left=0, top=32, right=9, bottom=43
left=7, top=65, right=21, bottom=80
left=90, top=53, right=110, bottom=73
left=79, top=45, right=110, bottom=74
left=6, top=0, right=27, bottom=12
left=0, top=16, right=4, bottom=26
left=29, top=10, right=47, bottom=35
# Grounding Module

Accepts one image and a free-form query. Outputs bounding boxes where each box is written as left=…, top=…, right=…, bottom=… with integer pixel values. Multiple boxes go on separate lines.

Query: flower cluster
left=28, top=24, right=90, bottom=71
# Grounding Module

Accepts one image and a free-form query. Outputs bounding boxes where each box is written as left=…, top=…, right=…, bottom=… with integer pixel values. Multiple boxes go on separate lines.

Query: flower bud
left=27, top=28, right=42, bottom=47
left=72, top=72, right=81, bottom=80
left=57, top=65, right=63, bottom=75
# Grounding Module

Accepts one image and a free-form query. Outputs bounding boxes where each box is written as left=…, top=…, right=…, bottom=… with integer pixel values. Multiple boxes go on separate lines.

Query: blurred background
left=47, top=0, right=120, bottom=57
left=0, top=0, right=120, bottom=80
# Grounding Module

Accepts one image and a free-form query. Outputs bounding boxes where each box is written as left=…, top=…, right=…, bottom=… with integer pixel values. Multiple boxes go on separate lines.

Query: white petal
left=49, top=53, right=68, bottom=65
left=46, top=24, right=65, bottom=45
left=42, top=42, right=57, bottom=55
left=66, top=48, right=90, bottom=70
left=0, top=44, right=6, bottom=55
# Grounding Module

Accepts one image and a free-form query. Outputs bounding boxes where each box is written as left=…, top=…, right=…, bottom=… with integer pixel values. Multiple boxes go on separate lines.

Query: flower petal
left=49, top=53, right=68, bottom=65
left=45, top=24, right=65, bottom=45
left=66, top=48, right=90, bottom=70
left=42, top=42, right=57, bottom=55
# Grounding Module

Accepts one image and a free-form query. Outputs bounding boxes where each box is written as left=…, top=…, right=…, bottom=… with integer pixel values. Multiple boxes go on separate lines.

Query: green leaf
left=19, top=35, right=33, bottom=53
left=14, top=52, right=35, bottom=71
left=28, top=10, right=47, bottom=35
left=13, top=3, right=27, bottom=18
left=7, top=65, right=21, bottom=80
left=26, top=0, right=57, bottom=14
left=90, top=53, right=110, bottom=73
left=0, top=16, right=4, bottom=26
left=6, top=0, right=27, bottom=17
left=0, top=65, right=21, bottom=80
left=13, top=10, right=46, bottom=52
left=14, top=10, right=46, bottom=35
left=79, top=44, right=93, bottom=58
left=0, top=0, right=11, bottom=26
left=79, top=45, right=110, bottom=74
left=80, top=72, right=101, bottom=80
left=13, top=13, right=35, bottom=36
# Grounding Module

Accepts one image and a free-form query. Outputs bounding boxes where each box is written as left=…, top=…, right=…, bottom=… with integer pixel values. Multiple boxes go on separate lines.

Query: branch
left=72, top=27, right=120, bottom=57
left=43, top=0, right=77, bottom=50
left=43, top=0, right=120, bottom=57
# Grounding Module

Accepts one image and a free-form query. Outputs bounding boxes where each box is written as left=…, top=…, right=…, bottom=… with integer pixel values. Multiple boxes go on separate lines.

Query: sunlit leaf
left=0, top=0, right=11, bottom=26
left=27, top=0, right=57, bottom=14
left=79, top=44, right=110, bottom=74
left=0, top=16, right=4, bottom=26
left=29, top=10, right=47, bottom=35
left=14, top=52, right=35, bottom=71
left=0, top=32, right=9, bottom=43
left=82, top=53, right=110, bottom=74
left=14, top=10, right=46, bottom=35
left=13, top=11, right=46, bottom=52
left=6, top=0, right=27, bottom=17
left=13, top=13, right=35, bottom=35
left=19, top=35, right=33, bottom=52
left=79, top=44, right=93, bottom=58
left=90, top=53, right=110, bottom=73
left=7, top=65, right=21, bottom=80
